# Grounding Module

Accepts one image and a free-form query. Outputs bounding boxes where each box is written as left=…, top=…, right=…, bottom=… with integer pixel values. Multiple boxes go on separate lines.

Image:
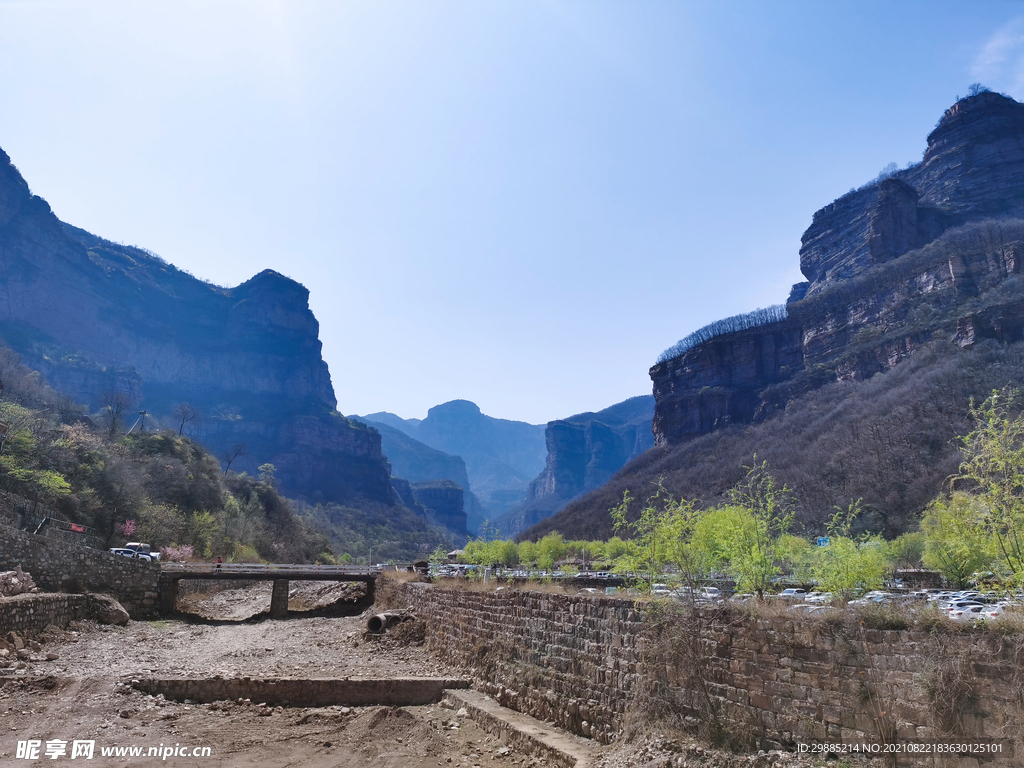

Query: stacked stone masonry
left=397, top=584, right=1023, bottom=766
left=0, top=523, right=159, bottom=618
left=0, top=593, right=87, bottom=637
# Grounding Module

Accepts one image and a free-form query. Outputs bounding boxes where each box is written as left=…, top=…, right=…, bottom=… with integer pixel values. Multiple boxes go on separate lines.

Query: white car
left=949, top=605, right=988, bottom=622
left=108, top=547, right=153, bottom=562
left=124, top=542, right=161, bottom=562
left=804, top=592, right=833, bottom=604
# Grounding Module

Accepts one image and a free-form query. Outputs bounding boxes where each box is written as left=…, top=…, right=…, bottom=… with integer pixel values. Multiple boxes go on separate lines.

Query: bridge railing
left=160, top=562, right=380, bottom=577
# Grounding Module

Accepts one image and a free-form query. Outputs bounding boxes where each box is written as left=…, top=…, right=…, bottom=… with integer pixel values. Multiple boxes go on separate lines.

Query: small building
left=447, top=549, right=464, bottom=563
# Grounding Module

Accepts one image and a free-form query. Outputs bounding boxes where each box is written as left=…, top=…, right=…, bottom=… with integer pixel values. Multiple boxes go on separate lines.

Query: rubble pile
left=0, top=628, right=60, bottom=675
left=0, top=566, right=38, bottom=596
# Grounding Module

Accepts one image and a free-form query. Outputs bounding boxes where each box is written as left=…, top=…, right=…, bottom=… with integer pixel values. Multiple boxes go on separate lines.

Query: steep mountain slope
left=0, top=146, right=394, bottom=505
left=361, top=400, right=546, bottom=526
left=492, top=395, right=654, bottom=536
left=527, top=92, right=1024, bottom=540
left=526, top=340, right=1022, bottom=541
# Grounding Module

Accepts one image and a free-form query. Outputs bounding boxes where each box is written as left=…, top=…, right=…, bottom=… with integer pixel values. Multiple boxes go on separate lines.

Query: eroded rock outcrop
left=653, top=92, right=1024, bottom=448
left=0, top=147, right=394, bottom=505
left=493, top=396, right=655, bottom=535
left=409, top=480, right=466, bottom=535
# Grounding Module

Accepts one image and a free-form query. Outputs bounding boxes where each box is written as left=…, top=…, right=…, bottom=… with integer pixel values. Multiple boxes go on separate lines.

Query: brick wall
left=0, top=523, right=159, bottom=618
left=0, top=593, right=87, bottom=637
left=395, top=584, right=1024, bottom=764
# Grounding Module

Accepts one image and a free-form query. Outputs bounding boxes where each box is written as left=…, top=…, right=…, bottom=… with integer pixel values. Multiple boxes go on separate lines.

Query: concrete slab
left=133, top=676, right=470, bottom=706
left=444, top=689, right=600, bottom=768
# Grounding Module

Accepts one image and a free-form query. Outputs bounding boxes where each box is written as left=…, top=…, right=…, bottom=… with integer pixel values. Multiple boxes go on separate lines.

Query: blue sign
left=816, top=537, right=830, bottom=547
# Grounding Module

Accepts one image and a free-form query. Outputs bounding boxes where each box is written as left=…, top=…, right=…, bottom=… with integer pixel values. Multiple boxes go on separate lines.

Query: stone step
left=444, top=689, right=600, bottom=768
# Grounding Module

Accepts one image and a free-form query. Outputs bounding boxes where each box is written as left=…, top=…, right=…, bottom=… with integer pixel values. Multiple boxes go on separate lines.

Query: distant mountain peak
left=427, top=399, right=483, bottom=419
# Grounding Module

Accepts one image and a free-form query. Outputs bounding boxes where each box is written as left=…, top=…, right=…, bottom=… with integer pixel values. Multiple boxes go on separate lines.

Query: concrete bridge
left=158, top=563, right=380, bottom=618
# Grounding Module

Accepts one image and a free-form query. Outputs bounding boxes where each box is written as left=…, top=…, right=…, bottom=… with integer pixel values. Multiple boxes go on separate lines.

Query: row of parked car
left=108, top=542, right=161, bottom=562
left=771, top=586, right=1024, bottom=621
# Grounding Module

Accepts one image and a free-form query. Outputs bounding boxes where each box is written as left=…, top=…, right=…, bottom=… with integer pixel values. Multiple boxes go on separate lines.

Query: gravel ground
left=1, top=583, right=547, bottom=767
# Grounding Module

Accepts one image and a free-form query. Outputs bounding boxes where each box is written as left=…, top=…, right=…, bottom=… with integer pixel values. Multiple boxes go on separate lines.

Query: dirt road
left=0, top=585, right=552, bottom=768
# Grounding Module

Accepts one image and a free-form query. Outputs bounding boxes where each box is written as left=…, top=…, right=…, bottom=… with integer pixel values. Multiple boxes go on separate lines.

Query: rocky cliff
left=0, top=146, right=395, bottom=505
left=409, top=480, right=466, bottom=534
left=492, top=395, right=655, bottom=536
left=357, top=417, right=482, bottom=534
left=651, top=92, right=1024, bottom=449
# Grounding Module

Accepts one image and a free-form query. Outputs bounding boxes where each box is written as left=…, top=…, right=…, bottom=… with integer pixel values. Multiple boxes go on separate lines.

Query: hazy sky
left=1, top=1, right=1022, bottom=423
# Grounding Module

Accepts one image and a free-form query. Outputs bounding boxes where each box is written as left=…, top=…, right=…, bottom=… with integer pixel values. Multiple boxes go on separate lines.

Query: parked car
left=124, top=542, right=161, bottom=562
left=949, top=605, right=988, bottom=622
left=777, top=588, right=807, bottom=599
left=940, top=600, right=985, bottom=613
left=108, top=547, right=153, bottom=562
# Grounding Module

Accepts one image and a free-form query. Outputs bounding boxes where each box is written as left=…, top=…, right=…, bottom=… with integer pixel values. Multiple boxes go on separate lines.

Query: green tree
left=611, top=487, right=705, bottom=593
left=495, top=539, right=519, bottom=567
left=603, top=536, right=629, bottom=561
left=610, top=490, right=665, bottom=588
left=921, top=493, right=994, bottom=587
left=810, top=501, right=891, bottom=598
left=517, top=539, right=537, bottom=567
left=890, top=531, right=926, bottom=570
left=187, top=510, right=220, bottom=559
left=950, top=390, right=1024, bottom=582
left=257, top=463, right=277, bottom=486
left=536, top=532, right=566, bottom=572
left=722, top=460, right=796, bottom=597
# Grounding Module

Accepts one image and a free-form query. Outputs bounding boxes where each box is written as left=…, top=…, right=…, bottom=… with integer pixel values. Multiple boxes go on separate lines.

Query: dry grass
left=427, top=577, right=614, bottom=596
left=735, top=597, right=1024, bottom=637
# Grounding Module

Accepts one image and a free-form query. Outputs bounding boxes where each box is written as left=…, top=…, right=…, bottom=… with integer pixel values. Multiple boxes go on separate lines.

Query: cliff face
left=652, top=92, right=1024, bottom=449
left=650, top=326, right=804, bottom=447
left=493, top=395, right=655, bottom=536
left=410, top=480, right=466, bottom=534
left=800, top=93, right=1024, bottom=294
left=358, top=417, right=482, bottom=535
left=0, top=147, right=394, bottom=504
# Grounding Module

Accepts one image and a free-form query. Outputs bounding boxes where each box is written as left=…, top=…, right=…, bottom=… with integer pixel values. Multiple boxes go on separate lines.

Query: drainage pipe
left=366, top=610, right=413, bottom=634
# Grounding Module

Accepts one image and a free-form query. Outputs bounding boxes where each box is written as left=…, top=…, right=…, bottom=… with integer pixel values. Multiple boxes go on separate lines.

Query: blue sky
left=1, top=1, right=1022, bottom=423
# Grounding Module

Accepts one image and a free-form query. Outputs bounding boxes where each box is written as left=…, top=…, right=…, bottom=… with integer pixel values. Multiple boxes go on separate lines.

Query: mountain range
left=358, top=396, right=653, bottom=536
left=8, top=90, right=1020, bottom=552
left=526, top=90, right=1024, bottom=541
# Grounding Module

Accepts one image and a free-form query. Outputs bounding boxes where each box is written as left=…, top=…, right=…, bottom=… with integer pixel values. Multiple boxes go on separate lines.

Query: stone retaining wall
left=0, top=523, right=159, bottom=618
left=395, top=583, right=1024, bottom=765
left=0, top=593, right=87, bottom=637
left=394, top=584, right=638, bottom=745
